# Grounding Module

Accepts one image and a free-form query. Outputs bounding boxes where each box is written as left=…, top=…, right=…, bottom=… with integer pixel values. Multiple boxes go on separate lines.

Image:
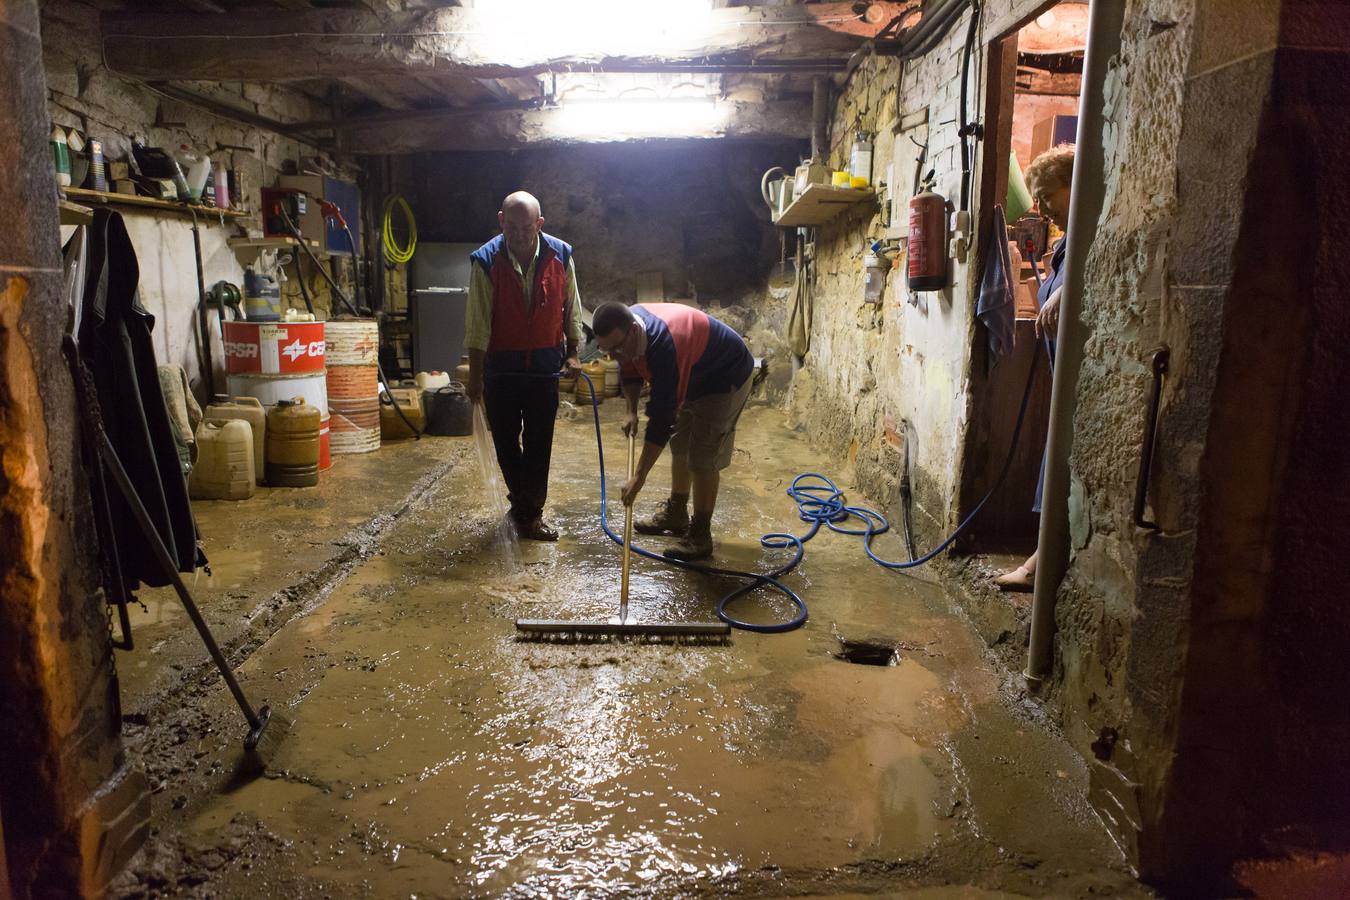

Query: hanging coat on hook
left=78, top=208, right=201, bottom=588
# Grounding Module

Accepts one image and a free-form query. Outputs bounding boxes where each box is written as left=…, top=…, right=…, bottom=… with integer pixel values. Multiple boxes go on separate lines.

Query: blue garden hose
left=570, top=372, right=810, bottom=633
left=566, top=345, right=1041, bottom=630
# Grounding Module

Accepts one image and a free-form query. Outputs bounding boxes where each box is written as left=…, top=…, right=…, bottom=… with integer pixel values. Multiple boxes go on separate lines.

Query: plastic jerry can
left=575, top=360, right=607, bottom=403
left=204, top=395, right=266, bottom=483
left=380, top=387, right=426, bottom=440
left=266, top=397, right=321, bottom=487
left=189, top=420, right=255, bottom=500
left=415, top=370, right=452, bottom=391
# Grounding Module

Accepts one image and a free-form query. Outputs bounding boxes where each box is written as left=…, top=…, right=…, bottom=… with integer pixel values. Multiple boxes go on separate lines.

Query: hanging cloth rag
left=79, top=208, right=201, bottom=588
left=786, top=238, right=812, bottom=358
left=158, top=364, right=202, bottom=475
left=976, top=205, right=1016, bottom=364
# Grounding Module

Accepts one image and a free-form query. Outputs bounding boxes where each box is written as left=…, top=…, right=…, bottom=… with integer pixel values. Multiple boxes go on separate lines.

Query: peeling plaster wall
left=41, top=0, right=359, bottom=400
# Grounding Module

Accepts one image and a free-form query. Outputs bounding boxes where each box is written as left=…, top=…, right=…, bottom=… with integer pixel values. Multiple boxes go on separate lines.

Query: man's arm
left=621, top=373, right=665, bottom=505
left=464, top=264, right=493, bottom=403
left=563, top=257, right=582, bottom=371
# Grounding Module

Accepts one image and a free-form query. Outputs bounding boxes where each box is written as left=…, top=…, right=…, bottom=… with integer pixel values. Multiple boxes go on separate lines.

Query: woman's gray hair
left=1025, top=144, right=1076, bottom=198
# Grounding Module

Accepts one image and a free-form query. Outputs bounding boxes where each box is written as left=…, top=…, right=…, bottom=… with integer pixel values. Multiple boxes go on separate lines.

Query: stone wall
left=41, top=0, right=361, bottom=401
left=2, top=1, right=149, bottom=894
left=1055, top=0, right=1350, bottom=887
left=789, top=0, right=1044, bottom=541
left=796, top=0, right=1350, bottom=888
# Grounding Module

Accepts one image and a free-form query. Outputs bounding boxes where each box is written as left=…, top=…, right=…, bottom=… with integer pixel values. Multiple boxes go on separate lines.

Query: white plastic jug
left=415, top=370, right=452, bottom=391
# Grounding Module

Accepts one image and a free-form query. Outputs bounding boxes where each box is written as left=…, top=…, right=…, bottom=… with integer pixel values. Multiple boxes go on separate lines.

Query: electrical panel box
left=277, top=175, right=363, bottom=257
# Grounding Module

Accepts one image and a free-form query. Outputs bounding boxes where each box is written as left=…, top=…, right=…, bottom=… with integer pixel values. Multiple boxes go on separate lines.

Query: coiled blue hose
left=495, top=353, right=1040, bottom=633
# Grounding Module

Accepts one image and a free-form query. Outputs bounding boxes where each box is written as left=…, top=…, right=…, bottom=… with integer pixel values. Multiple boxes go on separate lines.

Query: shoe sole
left=663, top=549, right=712, bottom=562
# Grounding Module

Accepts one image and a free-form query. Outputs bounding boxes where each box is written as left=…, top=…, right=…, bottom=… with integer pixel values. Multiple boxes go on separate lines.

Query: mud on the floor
left=110, top=404, right=1148, bottom=899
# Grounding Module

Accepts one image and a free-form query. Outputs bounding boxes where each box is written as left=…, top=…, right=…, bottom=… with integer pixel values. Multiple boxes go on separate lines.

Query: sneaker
left=635, top=498, right=689, bottom=536
left=518, top=517, right=559, bottom=542
left=664, top=528, right=713, bottom=562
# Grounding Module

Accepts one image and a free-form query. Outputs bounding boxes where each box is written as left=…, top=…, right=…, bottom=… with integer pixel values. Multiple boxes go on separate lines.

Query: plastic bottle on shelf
left=849, top=131, right=873, bottom=187
left=177, top=145, right=211, bottom=201
left=51, top=126, right=71, bottom=187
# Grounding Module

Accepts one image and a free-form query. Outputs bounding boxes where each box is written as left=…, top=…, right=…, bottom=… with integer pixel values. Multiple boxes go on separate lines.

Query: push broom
left=515, top=429, right=730, bottom=642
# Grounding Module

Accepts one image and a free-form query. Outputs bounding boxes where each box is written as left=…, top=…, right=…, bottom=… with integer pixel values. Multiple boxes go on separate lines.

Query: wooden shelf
left=228, top=235, right=323, bottom=265
left=227, top=236, right=320, bottom=251
left=773, top=183, right=875, bottom=227
left=63, top=187, right=249, bottom=221
left=60, top=199, right=94, bottom=226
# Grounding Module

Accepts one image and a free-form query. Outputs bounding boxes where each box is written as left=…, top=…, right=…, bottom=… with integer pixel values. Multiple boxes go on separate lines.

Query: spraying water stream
left=473, top=401, right=519, bottom=571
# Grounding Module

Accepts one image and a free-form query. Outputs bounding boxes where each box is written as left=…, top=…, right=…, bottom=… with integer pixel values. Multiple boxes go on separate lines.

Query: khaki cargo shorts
left=668, top=374, right=753, bottom=473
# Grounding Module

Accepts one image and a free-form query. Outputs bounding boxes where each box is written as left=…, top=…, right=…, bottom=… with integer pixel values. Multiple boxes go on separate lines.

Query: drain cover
left=834, top=639, right=898, bottom=666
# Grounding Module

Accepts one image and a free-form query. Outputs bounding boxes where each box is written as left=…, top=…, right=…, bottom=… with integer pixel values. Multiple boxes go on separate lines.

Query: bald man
left=465, top=191, right=582, bottom=541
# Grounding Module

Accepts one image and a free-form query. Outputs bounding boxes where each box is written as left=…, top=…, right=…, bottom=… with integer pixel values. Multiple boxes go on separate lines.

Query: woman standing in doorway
left=995, top=144, right=1075, bottom=591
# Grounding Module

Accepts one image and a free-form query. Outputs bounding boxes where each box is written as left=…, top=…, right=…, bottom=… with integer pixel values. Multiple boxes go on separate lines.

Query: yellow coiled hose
left=381, top=195, right=417, bottom=265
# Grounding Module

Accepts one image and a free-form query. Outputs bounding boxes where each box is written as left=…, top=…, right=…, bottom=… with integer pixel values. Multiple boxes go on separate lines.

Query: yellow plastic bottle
left=265, top=397, right=321, bottom=487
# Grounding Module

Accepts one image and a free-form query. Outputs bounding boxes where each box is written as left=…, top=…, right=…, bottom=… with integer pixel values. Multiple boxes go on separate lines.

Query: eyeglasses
left=600, top=324, right=635, bottom=358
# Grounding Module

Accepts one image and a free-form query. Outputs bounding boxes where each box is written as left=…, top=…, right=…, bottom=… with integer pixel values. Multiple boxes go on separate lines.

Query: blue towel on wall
left=976, top=206, right=1016, bottom=363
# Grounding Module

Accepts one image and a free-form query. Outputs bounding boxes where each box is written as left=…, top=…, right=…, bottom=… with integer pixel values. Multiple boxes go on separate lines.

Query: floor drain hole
left=835, top=640, right=898, bottom=666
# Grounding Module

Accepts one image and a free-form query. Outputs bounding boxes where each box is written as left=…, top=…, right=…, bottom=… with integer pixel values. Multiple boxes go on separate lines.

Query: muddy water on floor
left=190, top=405, right=976, bottom=896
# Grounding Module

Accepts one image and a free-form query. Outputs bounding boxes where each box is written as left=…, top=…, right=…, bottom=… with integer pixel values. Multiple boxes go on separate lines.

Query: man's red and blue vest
left=469, top=232, right=573, bottom=373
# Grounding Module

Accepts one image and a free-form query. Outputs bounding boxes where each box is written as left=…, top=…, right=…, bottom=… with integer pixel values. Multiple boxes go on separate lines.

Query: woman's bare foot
left=994, top=565, right=1034, bottom=591
left=994, top=551, right=1038, bottom=592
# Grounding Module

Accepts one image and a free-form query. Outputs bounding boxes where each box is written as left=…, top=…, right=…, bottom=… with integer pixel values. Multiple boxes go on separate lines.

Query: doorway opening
left=957, top=1, right=1086, bottom=558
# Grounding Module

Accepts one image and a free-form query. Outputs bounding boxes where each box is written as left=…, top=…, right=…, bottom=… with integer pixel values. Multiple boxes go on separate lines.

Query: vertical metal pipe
left=1024, top=0, right=1125, bottom=687
left=812, top=76, right=829, bottom=161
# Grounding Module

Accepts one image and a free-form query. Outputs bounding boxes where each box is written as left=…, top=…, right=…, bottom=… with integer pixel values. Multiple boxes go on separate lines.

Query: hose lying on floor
left=570, top=348, right=1042, bottom=632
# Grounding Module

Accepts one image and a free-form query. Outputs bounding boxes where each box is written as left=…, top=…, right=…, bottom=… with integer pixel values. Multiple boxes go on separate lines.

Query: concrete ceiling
left=99, top=0, right=918, bottom=152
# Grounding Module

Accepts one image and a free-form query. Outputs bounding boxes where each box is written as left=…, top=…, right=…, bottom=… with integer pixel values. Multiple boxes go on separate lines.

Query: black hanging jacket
left=78, top=209, right=199, bottom=587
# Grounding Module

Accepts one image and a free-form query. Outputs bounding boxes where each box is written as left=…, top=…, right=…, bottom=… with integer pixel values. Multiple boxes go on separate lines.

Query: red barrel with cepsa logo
left=222, top=321, right=326, bottom=375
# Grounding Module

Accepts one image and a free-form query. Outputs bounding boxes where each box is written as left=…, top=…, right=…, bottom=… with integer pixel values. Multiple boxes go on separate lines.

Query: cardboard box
left=1031, top=115, right=1078, bottom=162
left=113, top=180, right=137, bottom=195
left=109, top=161, right=130, bottom=181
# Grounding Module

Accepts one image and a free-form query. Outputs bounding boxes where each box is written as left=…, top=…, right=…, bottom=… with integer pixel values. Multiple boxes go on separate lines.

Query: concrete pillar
left=0, top=0, right=150, bottom=895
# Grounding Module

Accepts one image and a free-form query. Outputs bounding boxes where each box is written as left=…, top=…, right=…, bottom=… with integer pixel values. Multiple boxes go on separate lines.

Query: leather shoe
left=518, top=517, right=559, bottom=542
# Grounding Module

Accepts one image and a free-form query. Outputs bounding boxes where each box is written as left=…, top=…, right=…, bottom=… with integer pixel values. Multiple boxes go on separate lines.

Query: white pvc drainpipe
left=1024, top=0, right=1126, bottom=687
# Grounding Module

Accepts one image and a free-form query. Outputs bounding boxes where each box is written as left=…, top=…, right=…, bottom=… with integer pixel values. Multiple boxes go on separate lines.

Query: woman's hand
left=1036, top=286, right=1063, bottom=340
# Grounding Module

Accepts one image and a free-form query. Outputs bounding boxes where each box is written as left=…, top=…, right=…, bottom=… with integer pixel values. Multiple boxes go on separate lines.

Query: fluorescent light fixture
left=551, top=96, right=725, bottom=139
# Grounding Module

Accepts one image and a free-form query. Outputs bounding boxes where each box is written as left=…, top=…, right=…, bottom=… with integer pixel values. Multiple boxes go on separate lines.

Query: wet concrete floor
left=113, top=401, right=1148, bottom=898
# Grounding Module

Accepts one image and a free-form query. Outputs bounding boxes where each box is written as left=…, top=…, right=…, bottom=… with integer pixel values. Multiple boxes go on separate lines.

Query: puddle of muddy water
left=169, top=406, right=1128, bottom=898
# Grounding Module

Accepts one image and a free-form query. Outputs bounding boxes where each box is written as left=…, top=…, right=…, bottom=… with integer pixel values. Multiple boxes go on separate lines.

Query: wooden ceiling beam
left=339, top=97, right=812, bottom=154
left=101, top=2, right=901, bottom=83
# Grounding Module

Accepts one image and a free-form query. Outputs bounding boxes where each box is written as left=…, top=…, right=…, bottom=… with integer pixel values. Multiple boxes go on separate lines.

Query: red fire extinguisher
left=908, top=177, right=948, bottom=292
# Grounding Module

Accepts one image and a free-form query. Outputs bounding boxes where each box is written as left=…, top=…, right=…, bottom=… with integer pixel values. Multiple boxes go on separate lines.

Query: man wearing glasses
left=590, top=301, right=754, bottom=561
